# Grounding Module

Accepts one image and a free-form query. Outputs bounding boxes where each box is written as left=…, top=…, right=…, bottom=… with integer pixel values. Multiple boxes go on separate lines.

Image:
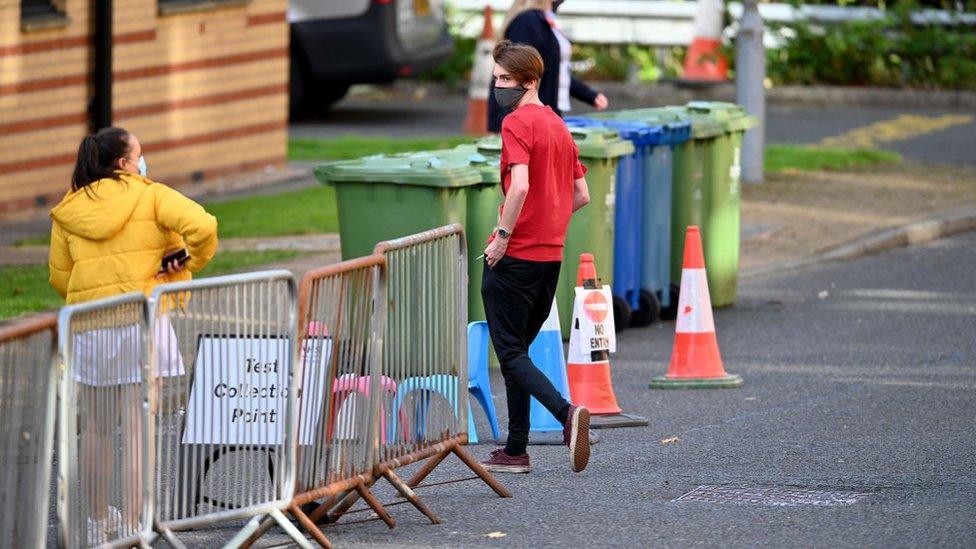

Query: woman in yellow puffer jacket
left=49, top=127, right=217, bottom=542
left=49, top=127, right=218, bottom=303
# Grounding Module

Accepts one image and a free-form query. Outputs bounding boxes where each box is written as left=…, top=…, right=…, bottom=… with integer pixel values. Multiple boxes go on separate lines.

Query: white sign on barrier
left=182, top=336, right=330, bottom=446
left=567, top=285, right=617, bottom=363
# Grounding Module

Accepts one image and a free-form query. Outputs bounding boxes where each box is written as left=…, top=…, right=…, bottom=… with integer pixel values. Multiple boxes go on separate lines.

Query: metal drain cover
left=674, top=485, right=871, bottom=507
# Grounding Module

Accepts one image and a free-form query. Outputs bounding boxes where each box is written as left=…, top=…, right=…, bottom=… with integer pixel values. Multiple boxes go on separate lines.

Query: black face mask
left=494, top=85, right=528, bottom=109
left=552, top=0, right=565, bottom=13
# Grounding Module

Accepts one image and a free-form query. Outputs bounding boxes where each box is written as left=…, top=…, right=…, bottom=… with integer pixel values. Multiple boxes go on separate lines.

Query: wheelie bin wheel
left=659, top=284, right=681, bottom=320
left=612, top=294, right=632, bottom=332
left=630, top=289, right=661, bottom=328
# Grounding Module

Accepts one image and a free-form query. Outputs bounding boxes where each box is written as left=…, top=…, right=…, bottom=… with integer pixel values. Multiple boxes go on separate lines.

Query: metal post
left=92, top=0, right=113, bottom=130
left=736, top=0, right=766, bottom=184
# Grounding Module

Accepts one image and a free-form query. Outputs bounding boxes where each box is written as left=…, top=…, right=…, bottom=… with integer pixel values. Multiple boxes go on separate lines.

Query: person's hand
left=483, top=234, right=509, bottom=268
left=594, top=93, right=609, bottom=111
left=156, top=257, right=187, bottom=280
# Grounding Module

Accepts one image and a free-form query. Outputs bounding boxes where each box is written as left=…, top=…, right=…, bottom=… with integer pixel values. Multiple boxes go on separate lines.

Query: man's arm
left=498, top=164, right=529, bottom=232
left=484, top=164, right=529, bottom=267
left=572, top=176, right=590, bottom=213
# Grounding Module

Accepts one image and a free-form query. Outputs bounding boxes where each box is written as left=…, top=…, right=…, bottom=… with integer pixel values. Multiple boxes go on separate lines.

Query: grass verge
left=766, top=144, right=901, bottom=174
left=289, top=135, right=474, bottom=161
left=204, top=186, right=339, bottom=239
left=0, top=250, right=301, bottom=320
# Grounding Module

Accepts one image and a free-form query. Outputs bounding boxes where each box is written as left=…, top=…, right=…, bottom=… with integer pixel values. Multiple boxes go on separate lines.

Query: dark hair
left=492, top=40, right=544, bottom=85
left=71, top=126, right=133, bottom=191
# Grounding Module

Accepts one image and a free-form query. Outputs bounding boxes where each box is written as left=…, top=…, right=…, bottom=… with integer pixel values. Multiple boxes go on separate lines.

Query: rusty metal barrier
left=327, top=224, right=511, bottom=524
left=148, top=270, right=311, bottom=548
left=241, top=254, right=422, bottom=548
left=0, top=313, right=58, bottom=549
left=57, top=293, right=160, bottom=548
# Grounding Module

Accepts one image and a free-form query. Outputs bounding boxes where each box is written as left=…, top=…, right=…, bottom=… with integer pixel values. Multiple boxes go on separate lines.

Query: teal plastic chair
left=388, top=322, right=500, bottom=444
left=467, top=321, right=501, bottom=441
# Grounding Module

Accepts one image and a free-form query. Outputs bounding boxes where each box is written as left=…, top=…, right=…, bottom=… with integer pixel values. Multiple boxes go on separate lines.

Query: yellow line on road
left=819, top=114, right=973, bottom=149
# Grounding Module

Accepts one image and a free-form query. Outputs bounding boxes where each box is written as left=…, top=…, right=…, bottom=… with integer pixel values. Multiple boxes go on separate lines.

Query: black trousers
left=482, top=255, right=571, bottom=456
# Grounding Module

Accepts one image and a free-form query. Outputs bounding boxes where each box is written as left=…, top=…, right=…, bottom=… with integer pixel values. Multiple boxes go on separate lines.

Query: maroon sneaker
left=563, top=405, right=591, bottom=472
left=482, top=448, right=531, bottom=474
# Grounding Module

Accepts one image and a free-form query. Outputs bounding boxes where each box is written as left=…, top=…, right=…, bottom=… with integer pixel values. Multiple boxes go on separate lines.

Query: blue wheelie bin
left=565, top=117, right=658, bottom=329
left=590, top=109, right=693, bottom=321
left=637, top=115, right=691, bottom=323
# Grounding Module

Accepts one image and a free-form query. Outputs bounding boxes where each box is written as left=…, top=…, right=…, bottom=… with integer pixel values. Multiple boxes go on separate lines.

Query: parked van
left=288, top=0, right=453, bottom=116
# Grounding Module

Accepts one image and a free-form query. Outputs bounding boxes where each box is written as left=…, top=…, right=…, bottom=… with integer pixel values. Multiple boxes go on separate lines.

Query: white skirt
left=72, top=315, right=185, bottom=386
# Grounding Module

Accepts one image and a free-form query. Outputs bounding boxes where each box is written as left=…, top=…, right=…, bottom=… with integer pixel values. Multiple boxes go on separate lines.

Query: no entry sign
left=568, top=285, right=616, bottom=363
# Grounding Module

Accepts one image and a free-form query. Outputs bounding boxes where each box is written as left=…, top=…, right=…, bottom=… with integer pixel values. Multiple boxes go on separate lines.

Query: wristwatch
left=496, top=227, right=511, bottom=239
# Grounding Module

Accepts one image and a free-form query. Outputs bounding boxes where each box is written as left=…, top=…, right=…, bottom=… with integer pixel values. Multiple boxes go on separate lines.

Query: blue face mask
left=137, top=156, right=147, bottom=177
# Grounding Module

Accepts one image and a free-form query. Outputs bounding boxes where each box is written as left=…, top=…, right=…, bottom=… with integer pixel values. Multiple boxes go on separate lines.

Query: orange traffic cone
left=682, top=0, right=729, bottom=82
left=650, top=227, right=742, bottom=389
left=462, top=6, right=495, bottom=135
left=567, top=254, right=648, bottom=428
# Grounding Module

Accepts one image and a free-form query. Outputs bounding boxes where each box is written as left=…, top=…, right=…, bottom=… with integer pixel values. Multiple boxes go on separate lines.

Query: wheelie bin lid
left=381, top=147, right=501, bottom=184
left=564, top=117, right=663, bottom=148
left=314, top=155, right=483, bottom=188
left=568, top=126, right=636, bottom=159
left=643, top=106, right=724, bottom=139
left=604, top=110, right=692, bottom=146
left=686, top=101, right=757, bottom=133
left=476, top=130, right=634, bottom=159
left=475, top=135, right=501, bottom=155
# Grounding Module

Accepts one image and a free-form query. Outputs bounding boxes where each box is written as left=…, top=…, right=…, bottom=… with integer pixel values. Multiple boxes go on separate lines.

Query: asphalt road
left=290, top=91, right=976, bottom=168
left=175, top=230, right=975, bottom=547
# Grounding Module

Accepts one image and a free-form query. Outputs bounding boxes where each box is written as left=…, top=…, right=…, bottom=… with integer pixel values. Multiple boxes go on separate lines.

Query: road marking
left=819, top=114, right=973, bottom=149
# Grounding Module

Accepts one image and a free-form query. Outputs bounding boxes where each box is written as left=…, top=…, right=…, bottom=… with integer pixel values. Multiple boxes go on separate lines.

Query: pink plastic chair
left=327, top=374, right=406, bottom=440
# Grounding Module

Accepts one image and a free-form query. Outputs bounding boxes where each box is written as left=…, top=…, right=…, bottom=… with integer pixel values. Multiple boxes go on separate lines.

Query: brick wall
left=0, top=0, right=288, bottom=220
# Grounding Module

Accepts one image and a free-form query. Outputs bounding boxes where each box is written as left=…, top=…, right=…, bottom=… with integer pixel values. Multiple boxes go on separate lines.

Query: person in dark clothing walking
left=480, top=40, right=592, bottom=474
left=487, top=0, right=609, bottom=133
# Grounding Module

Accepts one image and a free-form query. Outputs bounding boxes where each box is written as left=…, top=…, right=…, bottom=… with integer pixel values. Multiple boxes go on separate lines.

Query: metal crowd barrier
left=328, top=224, right=510, bottom=524
left=0, top=314, right=58, bottom=549
left=242, top=254, right=422, bottom=548
left=148, top=270, right=310, bottom=548
left=57, top=293, right=157, bottom=548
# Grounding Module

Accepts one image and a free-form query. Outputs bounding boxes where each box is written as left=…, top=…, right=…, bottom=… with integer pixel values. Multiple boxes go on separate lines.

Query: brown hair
left=71, top=127, right=132, bottom=191
left=492, top=40, right=544, bottom=85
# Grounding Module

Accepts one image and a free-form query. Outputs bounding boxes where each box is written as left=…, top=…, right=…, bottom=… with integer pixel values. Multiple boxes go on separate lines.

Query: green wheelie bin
left=314, top=155, right=482, bottom=260
left=643, top=107, right=725, bottom=295
left=381, top=147, right=502, bottom=322
left=477, top=128, right=634, bottom=338
left=684, top=102, right=756, bottom=308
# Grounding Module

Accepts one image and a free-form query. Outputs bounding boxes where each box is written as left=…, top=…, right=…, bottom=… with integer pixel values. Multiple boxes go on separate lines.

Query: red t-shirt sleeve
left=573, top=160, right=587, bottom=180
left=572, top=141, right=587, bottom=179
left=501, top=116, right=532, bottom=165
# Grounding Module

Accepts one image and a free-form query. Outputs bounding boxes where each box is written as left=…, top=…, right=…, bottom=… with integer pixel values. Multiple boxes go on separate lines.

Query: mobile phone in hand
left=160, top=248, right=190, bottom=272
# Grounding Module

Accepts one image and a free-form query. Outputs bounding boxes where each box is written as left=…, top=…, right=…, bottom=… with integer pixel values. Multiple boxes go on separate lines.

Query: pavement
left=149, top=229, right=976, bottom=548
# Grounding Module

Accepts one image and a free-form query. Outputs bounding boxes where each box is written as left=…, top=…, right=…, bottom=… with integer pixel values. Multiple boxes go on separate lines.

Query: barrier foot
left=451, top=444, right=512, bottom=498
left=226, top=515, right=269, bottom=549
left=355, top=480, right=396, bottom=529
left=383, top=469, right=441, bottom=524
left=153, top=519, right=186, bottom=549
left=269, top=507, right=313, bottom=549
left=405, top=446, right=452, bottom=488
left=329, top=477, right=376, bottom=523
left=288, top=503, right=333, bottom=549
left=237, top=513, right=276, bottom=549
left=305, top=495, right=339, bottom=526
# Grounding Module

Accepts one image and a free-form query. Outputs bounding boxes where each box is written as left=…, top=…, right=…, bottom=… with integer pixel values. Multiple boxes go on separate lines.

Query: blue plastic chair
left=388, top=322, right=501, bottom=445
left=389, top=373, right=476, bottom=443
left=467, top=321, right=502, bottom=442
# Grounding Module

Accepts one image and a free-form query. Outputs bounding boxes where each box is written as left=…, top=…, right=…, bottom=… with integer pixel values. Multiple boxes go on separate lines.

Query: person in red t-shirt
left=480, top=40, right=592, bottom=474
